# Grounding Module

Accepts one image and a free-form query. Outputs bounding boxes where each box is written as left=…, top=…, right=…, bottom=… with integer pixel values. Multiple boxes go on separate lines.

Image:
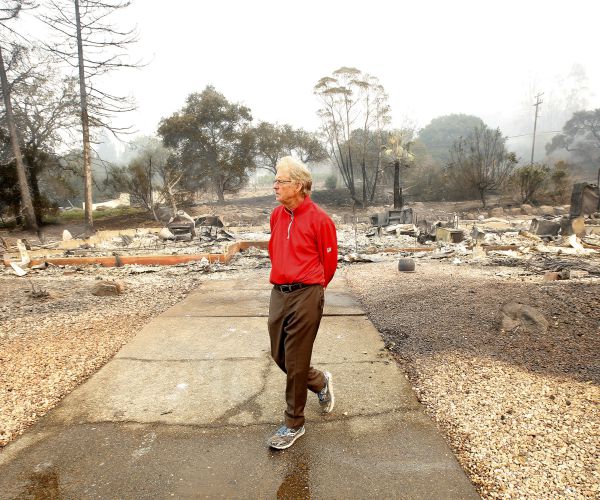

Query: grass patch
left=0, top=220, right=17, bottom=229
left=44, top=206, right=146, bottom=224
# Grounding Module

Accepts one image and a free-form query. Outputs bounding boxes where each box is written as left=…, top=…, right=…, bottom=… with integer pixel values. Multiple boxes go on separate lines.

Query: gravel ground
left=344, top=260, right=599, bottom=499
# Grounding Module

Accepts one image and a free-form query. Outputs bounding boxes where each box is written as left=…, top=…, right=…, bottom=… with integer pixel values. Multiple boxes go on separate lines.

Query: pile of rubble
left=1, top=211, right=271, bottom=277
left=334, top=183, right=600, bottom=277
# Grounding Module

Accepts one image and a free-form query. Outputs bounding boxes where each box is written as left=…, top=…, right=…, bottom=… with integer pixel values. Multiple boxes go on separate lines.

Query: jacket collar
left=284, top=195, right=312, bottom=216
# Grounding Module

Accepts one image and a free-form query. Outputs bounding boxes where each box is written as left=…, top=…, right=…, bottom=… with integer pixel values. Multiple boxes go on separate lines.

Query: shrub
left=324, top=174, right=337, bottom=190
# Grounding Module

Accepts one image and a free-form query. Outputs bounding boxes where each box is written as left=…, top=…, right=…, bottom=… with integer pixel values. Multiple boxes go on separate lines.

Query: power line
left=506, top=130, right=560, bottom=139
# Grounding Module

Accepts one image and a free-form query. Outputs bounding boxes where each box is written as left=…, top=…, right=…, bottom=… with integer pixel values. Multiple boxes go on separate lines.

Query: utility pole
left=530, top=92, right=544, bottom=164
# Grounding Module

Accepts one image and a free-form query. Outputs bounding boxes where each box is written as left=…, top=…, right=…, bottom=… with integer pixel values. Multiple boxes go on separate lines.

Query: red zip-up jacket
left=269, top=196, right=338, bottom=288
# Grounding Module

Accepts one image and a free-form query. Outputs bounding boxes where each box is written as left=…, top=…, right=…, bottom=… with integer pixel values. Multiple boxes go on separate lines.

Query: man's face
left=273, top=167, right=302, bottom=208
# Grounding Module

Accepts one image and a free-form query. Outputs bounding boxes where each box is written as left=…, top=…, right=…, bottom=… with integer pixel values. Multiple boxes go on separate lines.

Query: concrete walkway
left=0, top=270, right=479, bottom=499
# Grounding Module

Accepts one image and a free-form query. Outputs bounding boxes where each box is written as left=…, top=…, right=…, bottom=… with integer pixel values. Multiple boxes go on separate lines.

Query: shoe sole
left=323, top=371, right=335, bottom=413
left=268, top=427, right=305, bottom=450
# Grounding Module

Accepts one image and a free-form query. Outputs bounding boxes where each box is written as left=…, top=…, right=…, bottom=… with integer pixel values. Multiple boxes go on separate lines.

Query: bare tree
left=447, top=124, right=517, bottom=207
left=105, top=136, right=180, bottom=221
left=40, top=0, right=138, bottom=230
left=2, top=46, right=79, bottom=222
left=0, top=0, right=38, bottom=231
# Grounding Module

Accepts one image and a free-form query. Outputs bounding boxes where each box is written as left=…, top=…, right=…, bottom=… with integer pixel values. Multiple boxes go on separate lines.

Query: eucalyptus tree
left=0, top=0, right=38, bottom=230
left=314, top=66, right=390, bottom=206
left=40, top=0, right=138, bottom=230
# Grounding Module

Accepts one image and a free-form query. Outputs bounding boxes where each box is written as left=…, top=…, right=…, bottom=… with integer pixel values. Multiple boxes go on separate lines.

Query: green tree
left=512, top=163, right=549, bottom=204
left=546, top=109, right=600, bottom=178
left=419, top=114, right=485, bottom=164
left=254, top=122, right=288, bottom=174
left=314, top=67, right=390, bottom=206
left=254, top=122, right=326, bottom=175
left=290, top=128, right=327, bottom=165
left=158, top=86, right=256, bottom=202
left=549, top=160, right=573, bottom=203
left=401, top=137, right=447, bottom=201
left=446, top=124, right=517, bottom=207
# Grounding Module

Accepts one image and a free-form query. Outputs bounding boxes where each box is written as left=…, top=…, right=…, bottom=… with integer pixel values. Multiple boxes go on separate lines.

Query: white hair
left=276, top=156, right=312, bottom=196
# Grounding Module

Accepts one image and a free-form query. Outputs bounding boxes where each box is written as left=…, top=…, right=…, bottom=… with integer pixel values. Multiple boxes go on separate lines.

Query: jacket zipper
left=287, top=210, right=294, bottom=239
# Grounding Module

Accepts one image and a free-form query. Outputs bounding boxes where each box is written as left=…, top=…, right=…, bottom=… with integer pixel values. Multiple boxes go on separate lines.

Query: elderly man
left=266, top=156, right=338, bottom=450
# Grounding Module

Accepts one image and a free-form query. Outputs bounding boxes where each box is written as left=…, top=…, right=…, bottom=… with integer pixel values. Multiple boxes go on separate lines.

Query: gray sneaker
left=318, top=371, right=335, bottom=413
left=267, top=425, right=305, bottom=450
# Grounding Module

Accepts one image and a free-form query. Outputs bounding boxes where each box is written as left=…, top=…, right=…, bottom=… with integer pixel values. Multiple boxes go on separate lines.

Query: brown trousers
left=268, top=284, right=326, bottom=429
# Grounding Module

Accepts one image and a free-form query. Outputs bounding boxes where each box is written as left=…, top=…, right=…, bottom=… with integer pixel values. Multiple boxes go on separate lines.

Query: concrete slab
left=244, top=361, right=422, bottom=427
left=49, top=357, right=272, bottom=426
left=196, top=269, right=272, bottom=291
left=0, top=415, right=478, bottom=499
left=115, top=316, right=384, bottom=363
left=322, top=290, right=364, bottom=315
left=48, top=356, right=419, bottom=427
left=313, top=316, right=386, bottom=363
left=163, top=289, right=364, bottom=317
left=115, top=316, right=271, bottom=360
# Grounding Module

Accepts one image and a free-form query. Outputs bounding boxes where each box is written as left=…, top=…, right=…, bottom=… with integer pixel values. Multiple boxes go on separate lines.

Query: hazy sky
left=27, top=0, right=600, bottom=154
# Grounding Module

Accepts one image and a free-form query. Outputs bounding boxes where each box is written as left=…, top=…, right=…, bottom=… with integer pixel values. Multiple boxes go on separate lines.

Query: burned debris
left=2, top=211, right=270, bottom=276
left=569, top=182, right=599, bottom=217
left=166, top=211, right=196, bottom=240
left=334, top=199, right=600, bottom=279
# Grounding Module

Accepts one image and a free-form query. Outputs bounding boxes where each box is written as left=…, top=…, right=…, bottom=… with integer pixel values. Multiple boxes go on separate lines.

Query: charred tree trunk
left=361, top=161, right=367, bottom=208
left=0, top=44, right=38, bottom=232
left=167, top=189, right=178, bottom=214
left=75, top=0, right=94, bottom=230
left=480, top=188, right=487, bottom=208
left=28, top=159, right=43, bottom=225
left=393, top=160, right=402, bottom=209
